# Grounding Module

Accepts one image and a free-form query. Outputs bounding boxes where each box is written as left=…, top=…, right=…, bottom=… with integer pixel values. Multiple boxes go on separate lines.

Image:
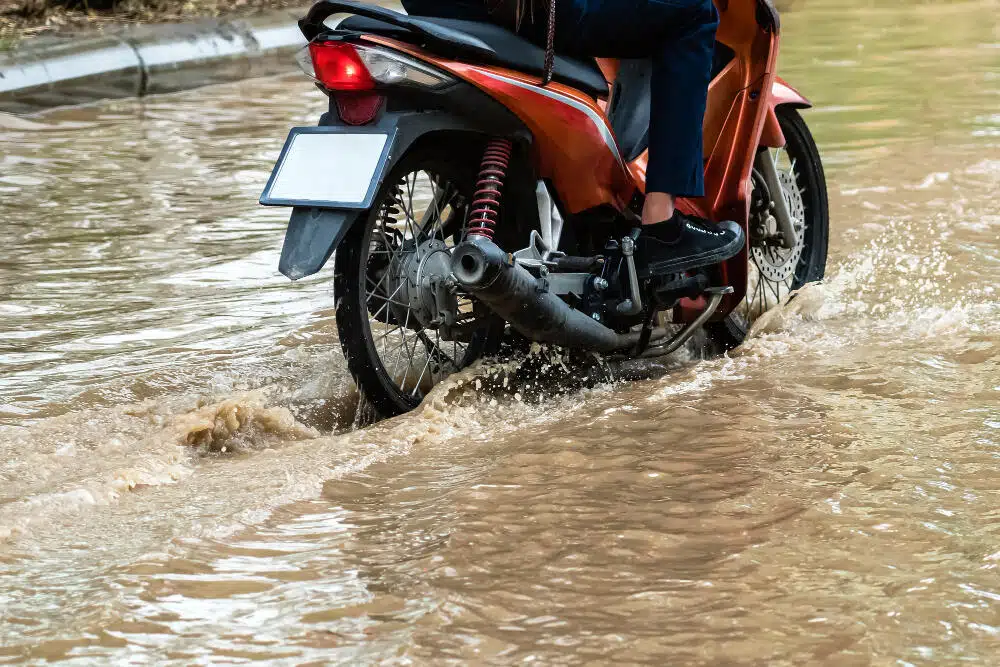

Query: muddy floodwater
left=1, top=0, right=998, bottom=663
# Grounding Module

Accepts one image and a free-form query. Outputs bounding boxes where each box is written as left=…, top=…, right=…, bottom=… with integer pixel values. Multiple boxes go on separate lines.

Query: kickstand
left=633, top=305, right=656, bottom=356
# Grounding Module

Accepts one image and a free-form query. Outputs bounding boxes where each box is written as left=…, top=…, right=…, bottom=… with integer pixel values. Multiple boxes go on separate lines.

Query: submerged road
left=1, top=0, right=998, bottom=663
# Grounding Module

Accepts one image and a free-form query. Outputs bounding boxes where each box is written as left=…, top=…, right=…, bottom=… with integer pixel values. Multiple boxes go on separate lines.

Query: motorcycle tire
left=334, top=143, right=503, bottom=418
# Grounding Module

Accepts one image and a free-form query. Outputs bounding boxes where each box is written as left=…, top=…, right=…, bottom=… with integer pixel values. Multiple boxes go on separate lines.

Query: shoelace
left=682, top=214, right=725, bottom=235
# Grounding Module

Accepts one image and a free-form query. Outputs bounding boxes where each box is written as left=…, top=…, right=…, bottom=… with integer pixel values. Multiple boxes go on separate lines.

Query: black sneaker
left=635, top=212, right=744, bottom=278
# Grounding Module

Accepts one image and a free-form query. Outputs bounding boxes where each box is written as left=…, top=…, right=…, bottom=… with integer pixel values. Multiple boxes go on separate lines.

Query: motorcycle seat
left=338, top=15, right=610, bottom=99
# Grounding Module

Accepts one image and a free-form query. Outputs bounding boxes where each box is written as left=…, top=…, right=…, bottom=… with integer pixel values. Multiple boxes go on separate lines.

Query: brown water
left=1, top=0, right=998, bottom=663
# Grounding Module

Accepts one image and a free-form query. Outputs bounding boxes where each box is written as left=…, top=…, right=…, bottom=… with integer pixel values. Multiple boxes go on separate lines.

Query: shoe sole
left=639, top=228, right=745, bottom=278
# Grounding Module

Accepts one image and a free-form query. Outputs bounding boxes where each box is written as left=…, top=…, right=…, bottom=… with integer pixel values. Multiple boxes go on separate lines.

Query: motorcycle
left=260, top=0, right=829, bottom=416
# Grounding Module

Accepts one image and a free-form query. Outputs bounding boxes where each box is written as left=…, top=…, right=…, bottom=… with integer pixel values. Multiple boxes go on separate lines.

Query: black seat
left=339, top=15, right=610, bottom=99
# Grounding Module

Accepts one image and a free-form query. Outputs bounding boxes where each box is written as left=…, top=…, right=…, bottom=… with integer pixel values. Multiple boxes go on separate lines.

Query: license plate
left=259, top=127, right=394, bottom=209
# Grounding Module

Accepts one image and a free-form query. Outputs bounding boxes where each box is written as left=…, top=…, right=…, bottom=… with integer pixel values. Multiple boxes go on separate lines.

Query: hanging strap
left=541, top=0, right=556, bottom=85
left=486, top=0, right=557, bottom=85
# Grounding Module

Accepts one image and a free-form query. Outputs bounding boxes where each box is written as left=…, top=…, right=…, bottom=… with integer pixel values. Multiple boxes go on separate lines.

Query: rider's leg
left=641, top=0, right=716, bottom=225
left=562, top=0, right=743, bottom=275
left=642, top=192, right=675, bottom=226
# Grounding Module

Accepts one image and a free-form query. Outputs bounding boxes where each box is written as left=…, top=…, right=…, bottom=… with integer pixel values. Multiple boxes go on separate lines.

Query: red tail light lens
left=335, top=93, right=384, bottom=126
left=308, top=41, right=375, bottom=91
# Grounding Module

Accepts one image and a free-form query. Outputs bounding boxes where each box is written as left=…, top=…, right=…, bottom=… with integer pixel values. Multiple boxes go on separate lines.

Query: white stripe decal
left=479, top=71, right=623, bottom=166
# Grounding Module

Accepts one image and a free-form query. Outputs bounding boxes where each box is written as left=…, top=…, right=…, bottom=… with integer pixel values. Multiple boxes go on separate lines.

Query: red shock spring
left=465, top=138, right=513, bottom=240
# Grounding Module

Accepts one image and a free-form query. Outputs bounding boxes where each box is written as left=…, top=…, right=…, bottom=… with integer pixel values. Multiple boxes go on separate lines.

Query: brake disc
left=750, top=167, right=806, bottom=283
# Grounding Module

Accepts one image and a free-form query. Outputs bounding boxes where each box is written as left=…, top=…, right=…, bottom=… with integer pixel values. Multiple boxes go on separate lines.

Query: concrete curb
left=0, top=11, right=308, bottom=114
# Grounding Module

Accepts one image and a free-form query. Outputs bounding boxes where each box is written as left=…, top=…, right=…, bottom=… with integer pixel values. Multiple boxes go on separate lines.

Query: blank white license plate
left=260, top=130, right=391, bottom=208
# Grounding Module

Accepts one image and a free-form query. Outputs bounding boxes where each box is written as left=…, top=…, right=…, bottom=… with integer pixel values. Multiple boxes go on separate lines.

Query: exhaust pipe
left=451, top=235, right=642, bottom=353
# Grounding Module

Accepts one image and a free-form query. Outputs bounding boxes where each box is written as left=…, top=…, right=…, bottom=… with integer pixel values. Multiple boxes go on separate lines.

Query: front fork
left=753, top=148, right=797, bottom=249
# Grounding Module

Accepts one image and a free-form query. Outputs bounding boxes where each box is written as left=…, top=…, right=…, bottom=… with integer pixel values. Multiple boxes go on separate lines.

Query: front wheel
left=334, top=145, right=501, bottom=417
left=706, top=107, right=829, bottom=348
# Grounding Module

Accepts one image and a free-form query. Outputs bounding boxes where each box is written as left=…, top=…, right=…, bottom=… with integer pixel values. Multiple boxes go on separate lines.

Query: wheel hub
left=395, top=238, right=457, bottom=329
left=750, top=167, right=806, bottom=283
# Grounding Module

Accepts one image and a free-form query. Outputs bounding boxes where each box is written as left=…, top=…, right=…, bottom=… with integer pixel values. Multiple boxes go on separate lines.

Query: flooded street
left=1, top=0, right=998, bottom=663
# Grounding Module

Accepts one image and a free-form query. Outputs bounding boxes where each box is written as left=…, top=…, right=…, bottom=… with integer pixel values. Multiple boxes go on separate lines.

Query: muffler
left=451, top=235, right=640, bottom=353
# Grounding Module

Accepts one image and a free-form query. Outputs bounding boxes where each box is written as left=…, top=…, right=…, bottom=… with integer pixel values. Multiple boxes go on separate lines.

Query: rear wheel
left=334, top=145, right=501, bottom=417
left=706, top=107, right=829, bottom=348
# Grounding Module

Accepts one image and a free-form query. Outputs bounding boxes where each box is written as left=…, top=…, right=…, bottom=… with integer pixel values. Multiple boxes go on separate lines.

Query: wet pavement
left=1, top=0, right=998, bottom=663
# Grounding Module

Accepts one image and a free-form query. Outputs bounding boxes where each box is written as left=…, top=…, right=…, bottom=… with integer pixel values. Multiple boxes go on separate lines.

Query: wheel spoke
left=770, top=274, right=782, bottom=303
left=367, top=291, right=410, bottom=311
left=368, top=281, right=406, bottom=323
left=410, top=346, right=434, bottom=397
left=366, top=270, right=397, bottom=304
left=404, top=174, right=418, bottom=241
left=393, top=308, right=414, bottom=392
left=419, top=329, right=458, bottom=371
left=755, top=269, right=767, bottom=319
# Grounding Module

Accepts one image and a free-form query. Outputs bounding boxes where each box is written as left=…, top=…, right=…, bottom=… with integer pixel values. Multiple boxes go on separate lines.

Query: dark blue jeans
left=401, top=0, right=718, bottom=197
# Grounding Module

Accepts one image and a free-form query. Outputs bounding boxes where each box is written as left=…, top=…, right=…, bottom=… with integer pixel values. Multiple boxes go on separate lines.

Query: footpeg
left=653, top=273, right=710, bottom=307
left=554, top=255, right=605, bottom=273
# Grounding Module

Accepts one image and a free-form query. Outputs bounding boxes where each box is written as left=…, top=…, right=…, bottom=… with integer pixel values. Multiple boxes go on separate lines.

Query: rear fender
left=279, top=207, right=362, bottom=280
left=759, top=77, right=812, bottom=148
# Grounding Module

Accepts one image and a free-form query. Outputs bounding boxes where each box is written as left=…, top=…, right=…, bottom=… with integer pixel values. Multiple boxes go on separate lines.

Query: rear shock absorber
left=465, top=138, right=513, bottom=240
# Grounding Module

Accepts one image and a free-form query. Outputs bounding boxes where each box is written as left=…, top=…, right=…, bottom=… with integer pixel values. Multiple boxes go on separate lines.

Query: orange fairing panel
left=772, top=77, right=811, bottom=109
left=761, top=78, right=812, bottom=148
left=448, top=66, right=635, bottom=213
left=760, top=106, right=785, bottom=148
left=362, top=36, right=632, bottom=214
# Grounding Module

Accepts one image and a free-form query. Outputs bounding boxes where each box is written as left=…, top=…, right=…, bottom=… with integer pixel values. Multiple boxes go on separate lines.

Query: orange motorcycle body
left=359, top=0, right=809, bottom=317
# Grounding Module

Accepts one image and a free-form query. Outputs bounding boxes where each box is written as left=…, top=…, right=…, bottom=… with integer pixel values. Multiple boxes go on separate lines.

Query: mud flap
left=279, top=206, right=364, bottom=280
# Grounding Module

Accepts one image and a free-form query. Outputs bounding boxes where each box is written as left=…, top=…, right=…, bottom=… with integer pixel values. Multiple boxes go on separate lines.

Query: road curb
left=0, top=11, right=307, bottom=114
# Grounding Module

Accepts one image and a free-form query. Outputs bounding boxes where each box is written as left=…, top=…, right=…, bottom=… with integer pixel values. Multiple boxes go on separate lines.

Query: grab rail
left=298, top=0, right=497, bottom=59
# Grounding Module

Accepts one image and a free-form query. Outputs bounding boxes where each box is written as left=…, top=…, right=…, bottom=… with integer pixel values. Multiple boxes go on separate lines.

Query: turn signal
left=308, top=42, right=375, bottom=91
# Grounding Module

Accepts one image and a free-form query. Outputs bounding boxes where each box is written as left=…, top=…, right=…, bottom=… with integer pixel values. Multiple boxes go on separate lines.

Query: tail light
left=335, top=94, right=384, bottom=126
left=297, top=41, right=454, bottom=91
left=307, top=42, right=375, bottom=91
